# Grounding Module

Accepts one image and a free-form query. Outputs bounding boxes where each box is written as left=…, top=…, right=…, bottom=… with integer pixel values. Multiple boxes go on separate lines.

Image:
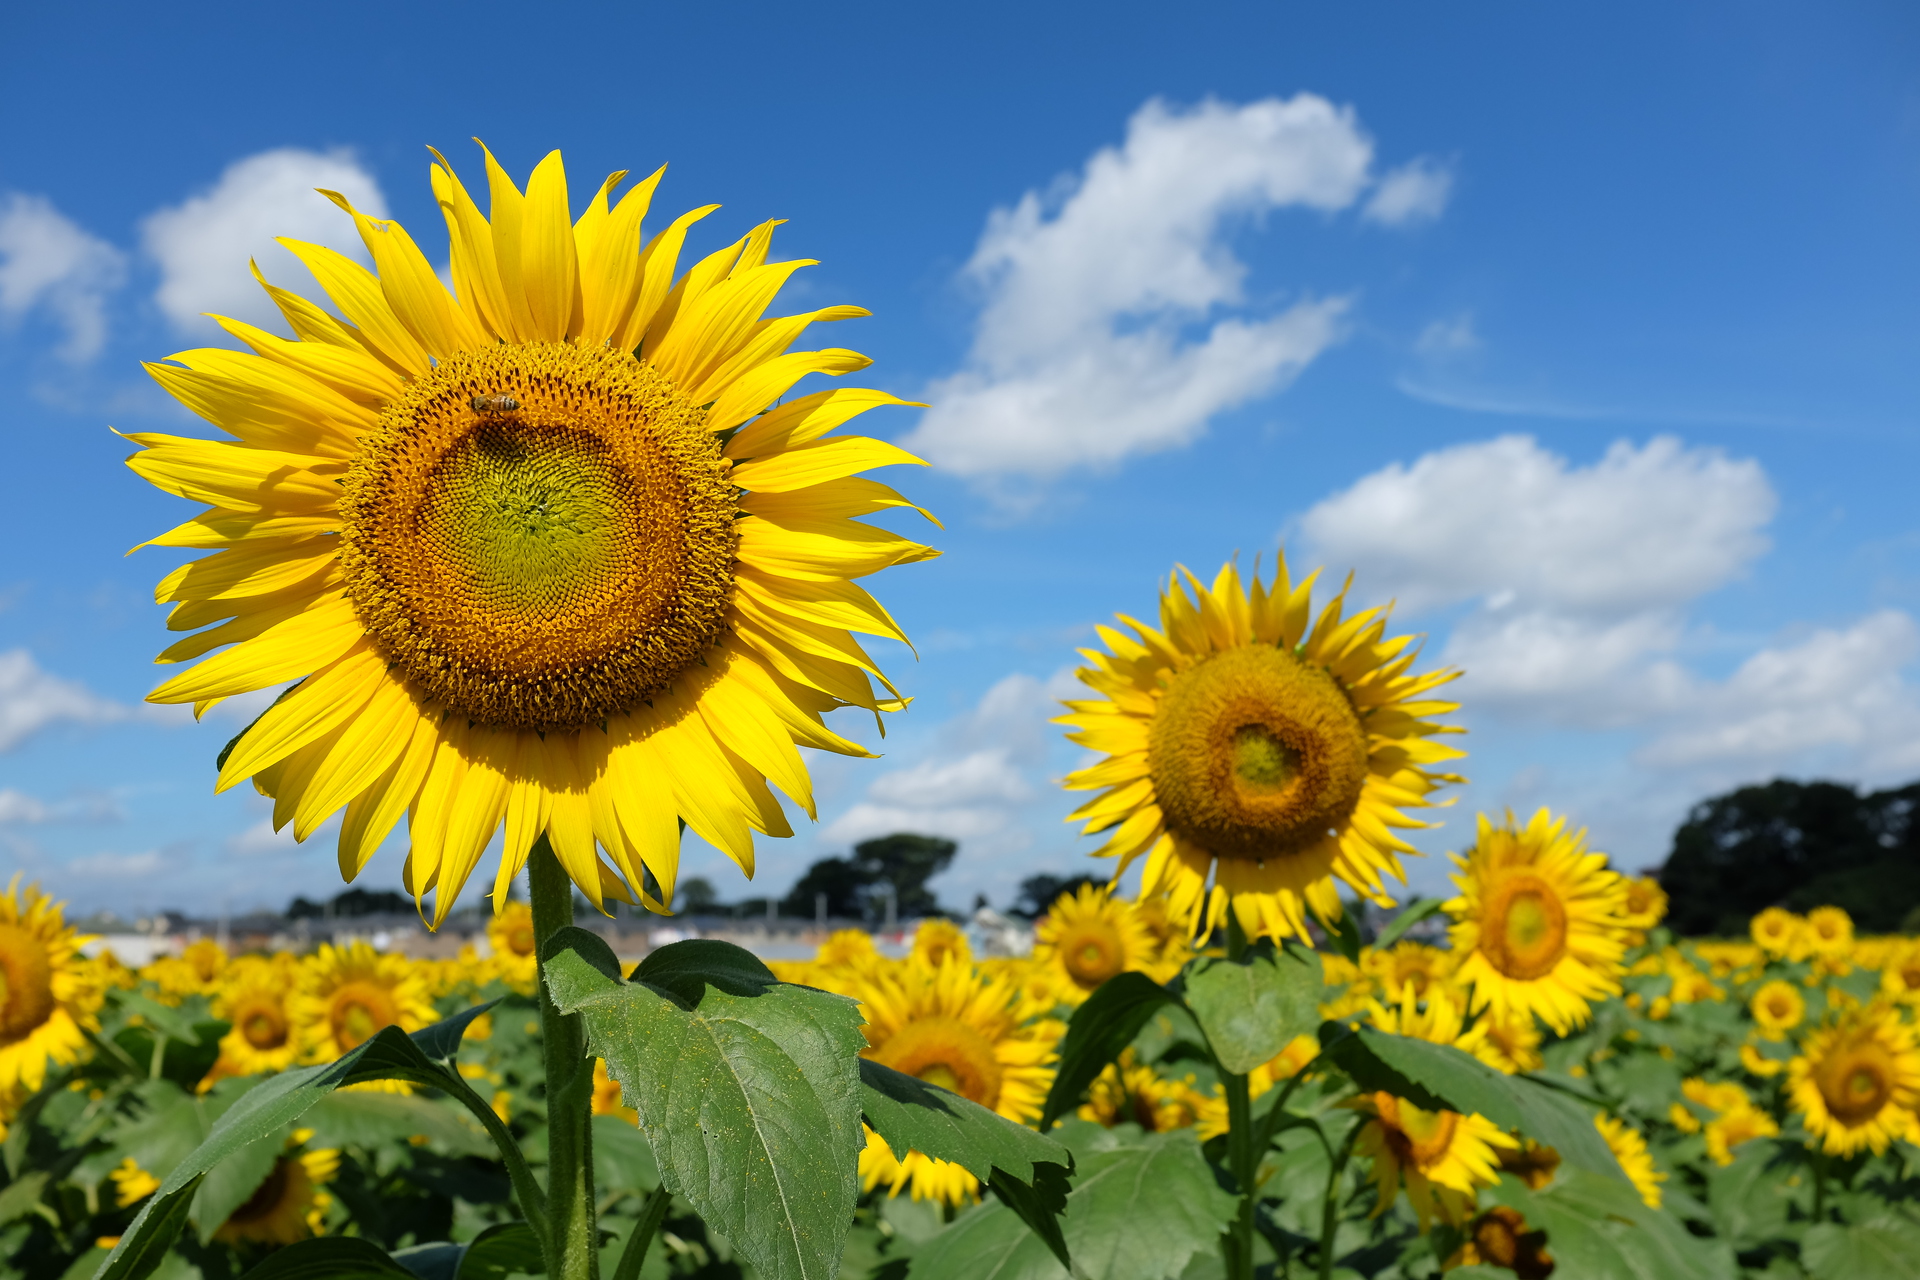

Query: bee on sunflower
left=1444, top=809, right=1630, bottom=1035
left=126, top=143, right=936, bottom=925
left=1059, top=558, right=1464, bottom=944
left=0, top=878, right=101, bottom=1093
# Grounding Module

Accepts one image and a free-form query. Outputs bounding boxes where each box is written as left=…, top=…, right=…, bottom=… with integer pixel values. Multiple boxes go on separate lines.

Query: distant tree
left=678, top=877, right=719, bottom=913
left=781, top=857, right=871, bottom=919
left=1009, top=873, right=1105, bottom=920
left=286, top=896, right=325, bottom=919
left=854, top=833, right=956, bottom=918
left=1660, top=779, right=1920, bottom=935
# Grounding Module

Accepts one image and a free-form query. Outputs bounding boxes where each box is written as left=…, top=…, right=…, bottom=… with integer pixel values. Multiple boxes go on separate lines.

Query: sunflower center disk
left=329, top=982, right=398, bottom=1051
left=1822, top=1044, right=1894, bottom=1123
left=0, top=923, right=55, bottom=1043
left=1147, top=645, right=1369, bottom=865
left=1063, top=922, right=1125, bottom=988
left=340, top=343, right=736, bottom=730
left=1483, top=875, right=1569, bottom=981
left=873, top=1016, right=1004, bottom=1109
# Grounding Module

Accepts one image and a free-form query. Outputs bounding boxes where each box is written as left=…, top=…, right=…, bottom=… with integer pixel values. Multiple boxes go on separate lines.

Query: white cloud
left=67, top=850, right=164, bottom=880
left=0, top=193, right=126, bottom=361
left=229, top=817, right=294, bottom=855
left=0, top=789, right=49, bottom=824
left=1415, top=312, right=1479, bottom=358
left=1300, top=435, right=1775, bottom=617
left=1363, top=156, right=1454, bottom=226
left=142, top=147, right=388, bottom=333
left=905, top=95, right=1391, bottom=485
left=0, top=649, right=132, bottom=752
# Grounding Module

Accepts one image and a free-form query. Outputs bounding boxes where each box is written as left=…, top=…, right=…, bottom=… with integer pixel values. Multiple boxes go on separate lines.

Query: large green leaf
left=909, top=1127, right=1237, bottom=1280
left=1182, top=942, right=1322, bottom=1074
left=545, top=929, right=867, bottom=1280
left=1705, top=1142, right=1804, bottom=1251
left=592, top=1114, right=661, bottom=1195
left=859, top=1059, right=1069, bottom=1185
left=97, top=1003, right=494, bottom=1280
left=188, top=1127, right=284, bottom=1245
left=1039, top=973, right=1177, bottom=1129
left=1321, top=1023, right=1621, bottom=1176
left=237, top=1236, right=418, bottom=1279
left=391, top=1222, right=548, bottom=1280
left=301, top=1091, right=492, bottom=1156
left=1490, top=1170, right=1737, bottom=1280
left=1803, top=1216, right=1920, bottom=1280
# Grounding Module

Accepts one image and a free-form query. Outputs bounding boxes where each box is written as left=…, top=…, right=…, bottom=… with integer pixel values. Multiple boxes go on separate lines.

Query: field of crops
left=2, top=869, right=1916, bottom=1280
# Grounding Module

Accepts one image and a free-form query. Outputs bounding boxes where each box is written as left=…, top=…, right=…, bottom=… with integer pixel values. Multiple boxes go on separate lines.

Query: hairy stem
left=1219, top=914, right=1258, bottom=1280
left=531, top=835, right=601, bottom=1280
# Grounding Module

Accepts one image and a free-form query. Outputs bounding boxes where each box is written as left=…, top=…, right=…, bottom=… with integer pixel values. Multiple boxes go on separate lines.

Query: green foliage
left=1183, top=941, right=1323, bottom=1074
left=1801, top=1215, right=1920, bottom=1280
left=543, top=930, right=867, bottom=1280
left=1491, top=1169, right=1738, bottom=1279
left=1038, top=973, right=1177, bottom=1129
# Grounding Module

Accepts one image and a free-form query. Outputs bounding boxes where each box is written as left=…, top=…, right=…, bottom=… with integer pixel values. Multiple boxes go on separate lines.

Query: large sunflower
left=1788, top=1003, right=1920, bottom=1157
left=0, top=878, right=100, bottom=1092
left=1059, top=558, right=1464, bottom=942
left=1445, top=809, right=1630, bottom=1035
left=1352, top=1091, right=1514, bottom=1230
left=846, top=955, right=1058, bottom=1205
left=126, top=144, right=936, bottom=923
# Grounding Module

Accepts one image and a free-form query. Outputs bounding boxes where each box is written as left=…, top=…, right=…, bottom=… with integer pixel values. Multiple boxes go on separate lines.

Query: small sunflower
left=206, top=954, right=301, bottom=1084
left=1352, top=1091, right=1515, bottom=1230
left=813, top=929, right=882, bottom=980
left=145, top=938, right=228, bottom=1005
left=910, top=919, right=971, bottom=969
left=0, top=878, right=100, bottom=1092
left=1805, top=906, right=1854, bottom=962
left=110, top=1157, right=161, bottom=1208
left=1595, top=1114, right=1664, bottom=1208
left=1445, top=809, right=1630, bottom=1035
left=1620, top=875, right=1668, bottom=946
left=591, top=1058, right=635, bottom=1123
left=1247, top=1033, right=1323, bottom=1099
left=1788, top=1003, right=1920, bottom=1156
left=1704, top=1105, right=1779, bottom=1166
left=1460, top=1009, right=1545, bottom=1075
left=1880, top=944, right=1920, bottom=1004
left=1059, top=558, right=1464, bottom=943
left=127, top=143, right=936, bottom=926
left=1360, top=940, right=1455, bottom=1001
left=486, top=900, right=540, bottom=993
left=1032, top=884, right=1157, bottom=1000
left=1078, top=1048, right=1222, bottom=1136
left=1751, top=979, right=1806, bottom=1039
left=214, top=1147, right=339, bottom=1245
left=1750, top=908, right=1805, bottom=961
left=849, top=955, right=1058, bottom=1206
left=1741, top=1038, right=1790, bottom=1079
left=1447, top=1206, right=1554, bottom=1280
left=292, top=941, right=437, bottom=1065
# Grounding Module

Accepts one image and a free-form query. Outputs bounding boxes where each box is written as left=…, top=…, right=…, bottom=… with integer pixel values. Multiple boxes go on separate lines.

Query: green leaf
left=1307, top=901, right=1362, bottom=964
left=189, top=1124, right=285, bottom=1245
left=456, top=1221, right=548, bottom=1279
left=546, top=931, right=867, bottom=1280
left=1706, top=1141, right=1803, bottom=1250
left=910, top=1127, right=1237, bottom=1280
left=0, top=1171, right=48, bottom=1227
left=120, top=993, right=208, bottom=1046
left=301, top=1091, right=493, bottom=1156
left=1803, top=1216, right=1920, bottom=1280
left=1321, top=1023, right=1621, bottom=1176
left=237, top=1236, right=419, bottom=1279
left=987, top=1161, right=1073, bottom=1274
left=412, top=997, right=503, bottom=1061
left=1490, top=1169, right=1737, bottom=1280
left=390, top=1242, right=465, bottom=1280
left=592, top=1114, right=661, bottom=1195
left=97, top=1005, right=489, bottom=1280
left=1371, top=897, right=1446, bottom=951
left=1182, top=941, right=1323, bottom=1074
left=1038, top=972, right=1177, bottom=1129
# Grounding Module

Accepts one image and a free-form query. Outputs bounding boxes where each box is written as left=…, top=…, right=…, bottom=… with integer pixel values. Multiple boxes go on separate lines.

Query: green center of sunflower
left=339, top=342, right=737, bottom=731
left=1482, top=873, right=1569, bottom=981
left=1147, top=644, right=1368, bottom=865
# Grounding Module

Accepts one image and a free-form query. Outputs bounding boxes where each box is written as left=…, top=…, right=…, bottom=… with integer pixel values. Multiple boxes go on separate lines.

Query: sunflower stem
left=1316, top=1119, right=1364, bottom=1280
left=611, top=1185, right=672, bottom=1280
left=1220, top=913, right=1258, bottom=1280
left=531, top=835, right=601, bottom=1280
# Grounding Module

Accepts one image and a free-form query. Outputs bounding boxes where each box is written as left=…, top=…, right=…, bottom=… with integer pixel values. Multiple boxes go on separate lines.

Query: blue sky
left=3, top=1, right=1918, bottom=918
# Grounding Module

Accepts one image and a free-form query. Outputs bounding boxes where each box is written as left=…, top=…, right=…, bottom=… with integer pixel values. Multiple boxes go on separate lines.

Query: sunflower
left=1595, top=1114, right=1664, bottom=1208
left=291, top=941, right=437, bottom=1065
left=591, top=1058, right=635, bottom=1123
left=1620, top=875, right=1668, bottom=946
left=145, top=938, right=228, bottom=1005
left=1058, top=558, right=1464, bottom=943
left=1750, top=908, right=1805, bottom=961
left=214, top=1147, right=339, bottom=1245
left=1751, top=979, right=1806, bottom=1039
left=1460, top=1010, right=1545, bottom=1075
left=1446, top=1206, right=1554, bottom=1280
left=1078, top=1048, right=1222, bottom=1136
left=1032, top=884, right=1158, bottom=1000
left=486, top=900, right=539, bottom=993
left=1360, top=940, right=1455, bottom=1001
left=110, top=1158, right=161, bottom=1208
left=1704, top=1105, right=1779, bottom=1166
left=1788, top=1003, right=1920, bottom=1156
left=1445, top=809, right=1630, bottom=1035
left=1247, top=1032, right=1323, bottom=1099
left=0, top=878, right=100, bottom=1092
left=1880, top=944, right=1920, bottom=1004
left=1741, top=1038, right=1790, bottom=1079
left=849, top=955, right=1058, bottom=1206
left=1130, top=895, right=1196, bottom=982
left=205, top=953, right=301, bottom=1085
left=910, top=919, right=971, bottom=969
left=1805, top=906, right=1854, bottom=963
left=1351, top=1091, right=1514, bottom=1230
left=126, top=143, right=936, bottom=925
left=812, top=929, right=882, bottom=981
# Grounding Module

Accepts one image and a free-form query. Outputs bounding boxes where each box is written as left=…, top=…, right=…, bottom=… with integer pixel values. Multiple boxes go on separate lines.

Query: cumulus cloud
left=0, top=789, right=50, bottom=824
left=1300, top=435, right=1776, bottom=618
left=66, top=850, right=164, bottom=880
left=1363, top=156, right=1454, bottom=226
left=0, top=649, right=132, bottom=752
left=142, top=147, right=388, bottom=333
left=906, top=95, right=1434, bottom=485
left=0, top=193, right=126, bottom=361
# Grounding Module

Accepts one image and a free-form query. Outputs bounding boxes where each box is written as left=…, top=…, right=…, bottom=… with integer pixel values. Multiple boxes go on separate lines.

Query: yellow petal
left=578, top=165, right=663, bottom=346
left=290, top=674, right=421, bottom=840
left=122, top=433, right=344, bottom=514
left=216, top=642, right=385, bottom=789
left=703, top=348, right=871, bottom=433
left=740, top=477, right=941, bottom=528
left=519, top=151, right=580, bottom=342
left=478, top=141, right=541, bottom=342
left=731, top=435, right=925, bottom=493
left=320, top=190, right=487, bottom=356
left=337, top=707, right=439, bottom=880
left=147, top=593, right=361, bottom=704
left=735, top=514, right=939, bottom=582
left=144, top=353, right=366, bottom=456
left=155, top=537, right=337, bottom=604
left=213, top=314, right=404, bottom=409
left=725, top=387, right=923, bottom=461
left=612, top=203, right=718, bottom=354
left=428, top=147, right=514, bottom=341
left=277, top=239, right=431, bottom=375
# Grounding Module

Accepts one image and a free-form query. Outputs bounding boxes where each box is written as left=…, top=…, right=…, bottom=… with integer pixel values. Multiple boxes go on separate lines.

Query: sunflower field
left=5, top=864, right=1920, bottom=1280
